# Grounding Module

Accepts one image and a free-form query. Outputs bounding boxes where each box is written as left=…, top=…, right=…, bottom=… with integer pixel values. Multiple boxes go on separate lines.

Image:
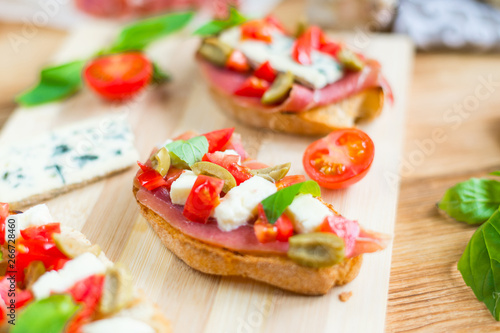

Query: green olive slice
left=99, top=264, right=134, bottom=315
left=198, top=38, right=233, bottom=67
left=191, top=161, right=236, bottom=193
left=53, top=233, right=101, bottom=259
left=261, top=71, right=294, bottom=105
left=337, top=49, right=364, bottom=71
left=288, top=233, right=345, bottom=268
left=151, top=147, right=170, bottom=177
left=25, top=261, right=46, bottom=289
left=250, top=163, right=291, bottom=183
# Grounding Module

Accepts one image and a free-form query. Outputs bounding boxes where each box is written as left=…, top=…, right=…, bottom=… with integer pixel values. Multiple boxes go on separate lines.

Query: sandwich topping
left=134, top=129, right=389, bottom=268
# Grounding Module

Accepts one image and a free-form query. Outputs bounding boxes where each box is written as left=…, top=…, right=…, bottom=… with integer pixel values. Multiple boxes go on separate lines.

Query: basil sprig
left=13, top=294, right=80, bottom=333
left=193, top=8, right=247, bottom=36
left=438, top=178, right=500, bottom=225
left=166, top=136, right=208, bottom=168
left=261, top=180, right=321, bottom=224
left=491, top=171, right=500, bottom=177
left=458, top=209, right=500, bottom=320
left=17, top=11, right=193, bottom=107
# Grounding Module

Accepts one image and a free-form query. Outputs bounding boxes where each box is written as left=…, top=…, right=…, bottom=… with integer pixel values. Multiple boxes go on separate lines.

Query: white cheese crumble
left=31, top=252, right=106, bottom=300
left=214, top=176, right=277, bottom=232
left=219, top=27, right=343, bottom=89
left=0, top=115, right=139, bottom=204
left=81, top=318, right=155, bottom=333
left=170, top=171, right=198, bottom=205
left=286, top=194, right=334, bottom=233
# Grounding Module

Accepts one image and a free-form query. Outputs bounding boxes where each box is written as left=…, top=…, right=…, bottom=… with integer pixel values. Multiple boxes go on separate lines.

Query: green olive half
left=25, top=261, right=46, bottom=290
left=53, top=233, right=101, bottom=259
left=288, top=233, right=345, bottom=268
left=191, top=161, right=237, bottom=193
left=151, top=147, right=170, bottom=177
left=250, top=163, right=291, bottom=183
left=99, top=264, right=134, bottom=315
left=198, top=38, right=233, bottom=67
left=337, top=49, right=364, bottom=71
left=261, top=71, right=294, bottom=105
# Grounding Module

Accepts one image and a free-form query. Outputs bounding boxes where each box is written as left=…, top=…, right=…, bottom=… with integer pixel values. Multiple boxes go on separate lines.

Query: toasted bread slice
left=134, top=187, right=363, bottom=295
left=207, top=84, right=384, bottom=136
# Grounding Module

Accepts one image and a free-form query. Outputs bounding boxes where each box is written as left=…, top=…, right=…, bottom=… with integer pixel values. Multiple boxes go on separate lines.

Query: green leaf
left=491, top=171, right=500, bottom=177
left=458, top=209, right=500, bottom=320
left=261, top=181, right=321, bottom=224
left=152, top=62, right=171, bottom=84
left=16, top=60, right=86, bottom=107
left=166, top=136, right=209, bottom=167
left=438, top=178, right=500, bottom=225
left=13, top=294, right=80, bottom=333
left=110, top=11, right=194, bottom=52
left=193, top=7, right=247, bottom=36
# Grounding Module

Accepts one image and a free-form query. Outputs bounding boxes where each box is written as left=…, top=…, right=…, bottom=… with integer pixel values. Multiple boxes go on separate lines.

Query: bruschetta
left=133, top=128, right=389, bottom=295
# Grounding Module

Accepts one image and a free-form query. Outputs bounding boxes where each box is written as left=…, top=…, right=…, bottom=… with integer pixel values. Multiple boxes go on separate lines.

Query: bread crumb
left=339, top=291, right=352, bottom=302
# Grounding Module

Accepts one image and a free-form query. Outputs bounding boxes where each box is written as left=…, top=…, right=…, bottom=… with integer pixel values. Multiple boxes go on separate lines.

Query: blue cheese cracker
left=0, top=115, right=139, bottom=207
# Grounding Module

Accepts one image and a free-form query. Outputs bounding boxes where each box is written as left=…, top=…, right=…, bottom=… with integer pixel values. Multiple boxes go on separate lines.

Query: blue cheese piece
left=0, top=115, right=139, bottom=205
left=219, top=27, right=343, bottom=89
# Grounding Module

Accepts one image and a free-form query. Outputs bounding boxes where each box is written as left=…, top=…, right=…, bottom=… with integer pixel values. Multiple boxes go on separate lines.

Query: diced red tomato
left=319, top=41, right=342, bottom=58
left=20, top=223, right=60, bottom=242
left=240, top=20, right=273, bottom=43
left=275, top=214, right=294, bottom=242
left=264, top=15, right=286, bottom=33
left=234, top=76, right=270, bottom=98
left=203, top=152, right=252, bottom=185
left=222, top=133, right=249, bottom=161
left=0, top=203, right=9, bottom=246
left=226, top=50, right=250, bottom=72
left=165, top=168, right=183, bottom=190
left=137, top=161, right=150, bottom=172
left=83, top=52, right=153, bottom=101
left=254, top=61, right=277, bottom=82
left=183, top=176, right=224, bottom=223
left=202, top=128, right=235, bottom=153
left=173, top=130, right=198, bottom=141
left=66, top=274, right=105, bottom=333
left=292, top=26, right=326, bottom=65
left=303, top=128, right=375, bottom=189
left=254, top=205, right=295, bottom=243
left=254, top=221, right=278, bottom=243
left=0, top=277, right=33, bottom=309
left=319, top=215, right=360, bottom=257
left=275, top=175, right=307, bottom=190
left=137, top=169, right=167, bottom=191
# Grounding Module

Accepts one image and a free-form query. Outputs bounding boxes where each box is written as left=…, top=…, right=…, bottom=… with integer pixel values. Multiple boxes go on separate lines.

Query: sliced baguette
left=207, top=83, right=384, bottom=136
left=134, top=187, right=363, bottom=295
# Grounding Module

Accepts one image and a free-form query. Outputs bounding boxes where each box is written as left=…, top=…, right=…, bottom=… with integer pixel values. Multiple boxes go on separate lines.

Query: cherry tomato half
left=83, top=52, right=153, bottom=101
left=303, top=128, right=375, bottom=189
left=183, top=175, right=224, bottom=223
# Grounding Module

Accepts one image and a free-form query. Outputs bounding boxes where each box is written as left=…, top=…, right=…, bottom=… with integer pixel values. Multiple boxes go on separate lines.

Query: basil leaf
left=16, top=60, right=85, bottom=107
left=491, top=171, right=500, bottom=177
left=166, top=136, right=209, bottom=167
left=261, top=181, right=321, bottom=224
left=13, top=294, right=80, bottom=333
left=458, top=209, right=500, bottom=320
left=193, top=8, right=247, bottom=36
left=438, top=178, right=500, bottom=225
left=110, top=11, right=194, bottom=52
left=152, top=62, right=171, bottom=84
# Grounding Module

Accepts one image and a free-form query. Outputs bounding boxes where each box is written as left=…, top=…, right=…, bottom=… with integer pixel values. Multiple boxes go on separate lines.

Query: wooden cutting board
left=0, top=23, right=413, bottom=333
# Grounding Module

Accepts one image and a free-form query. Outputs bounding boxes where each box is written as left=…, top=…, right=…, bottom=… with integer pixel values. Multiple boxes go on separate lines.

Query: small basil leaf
left=16, top=60, right=85, bottom=107
left=166, top=136, right=209, bottom=167
left=491, top=171, right=500, bottom=177
left=110, top=11, right=194, bottom=52
left=193, top=8, right=247, bottom=36
left=261, top=181, right=321, bottom=224
left=438, top=178, right=500, bottom=225
left=13, top=294, right=80, bottom=333
left=152, top=62, right=171, bottom=84
left=458, top=209, right=500, bottom=321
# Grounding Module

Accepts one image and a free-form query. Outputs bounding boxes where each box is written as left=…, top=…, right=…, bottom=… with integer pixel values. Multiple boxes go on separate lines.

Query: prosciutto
left=199, top=59, right=392, bottom=113
left=135, top=183, right=389, bottom=258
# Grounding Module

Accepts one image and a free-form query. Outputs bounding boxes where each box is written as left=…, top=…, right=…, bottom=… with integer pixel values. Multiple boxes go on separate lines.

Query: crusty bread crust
left=134, top=187, right=363, bottom=295
left=206, top=83, right=384, bottom=136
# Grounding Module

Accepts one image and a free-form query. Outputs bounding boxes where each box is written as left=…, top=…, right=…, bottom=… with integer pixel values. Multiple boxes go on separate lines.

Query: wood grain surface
left=0, top=19, right=412, bottom=333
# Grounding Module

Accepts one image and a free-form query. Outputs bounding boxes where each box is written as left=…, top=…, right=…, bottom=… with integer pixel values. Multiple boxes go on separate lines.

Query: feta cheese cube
left=170, top=171, right=198, bottom=205
left=286, top=194, right=334, bottom=234
left=214, top=176, right=277, bottom=232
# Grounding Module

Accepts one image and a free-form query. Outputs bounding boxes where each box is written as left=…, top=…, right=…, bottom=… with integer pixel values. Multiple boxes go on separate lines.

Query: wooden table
left=1, top=1, right=500, bottom=331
